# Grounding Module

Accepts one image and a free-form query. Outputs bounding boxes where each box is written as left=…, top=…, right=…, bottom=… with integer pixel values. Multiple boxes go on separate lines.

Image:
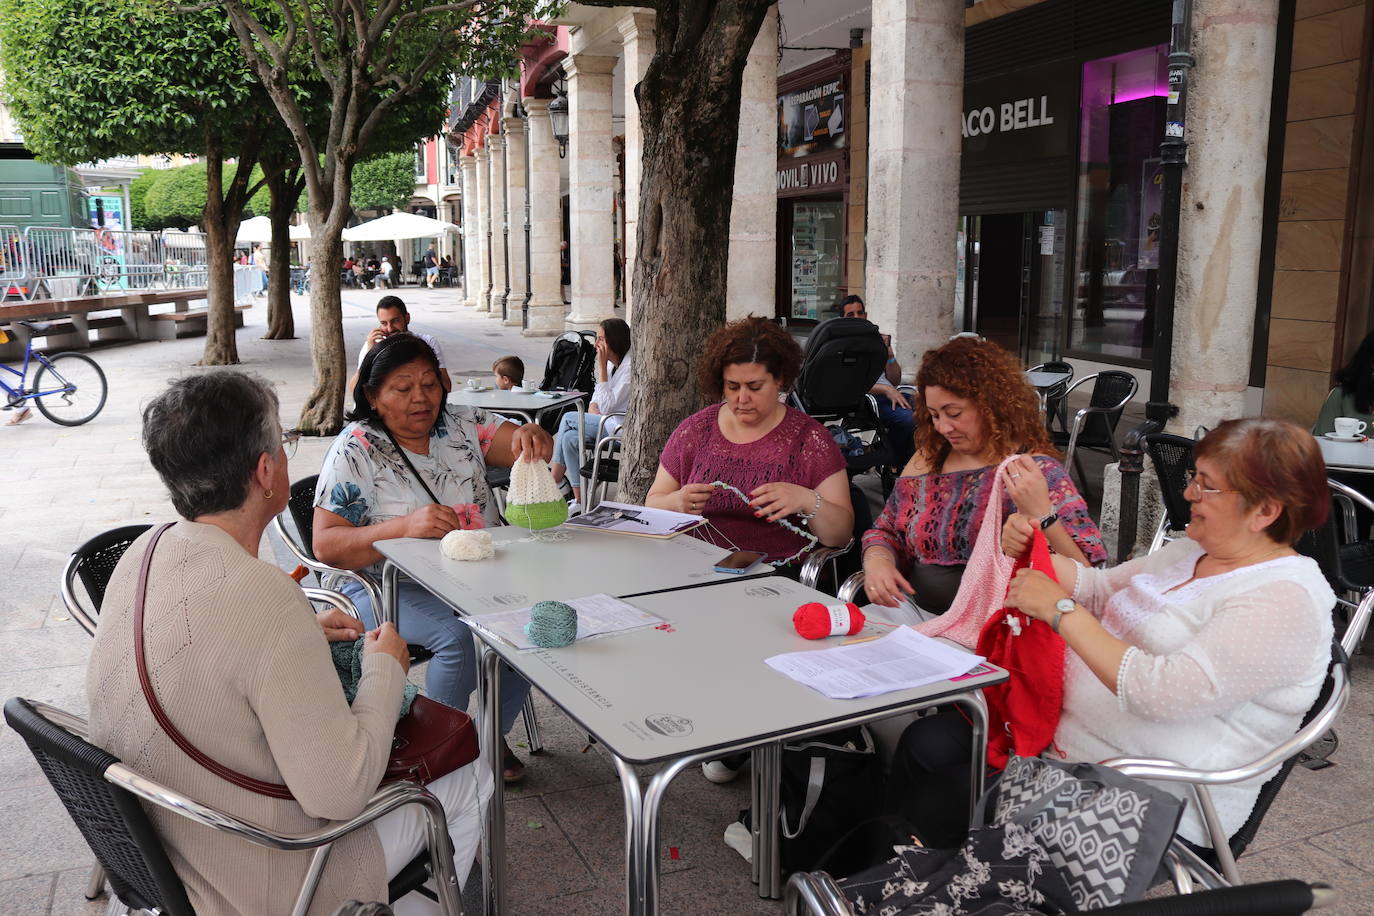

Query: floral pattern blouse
left=315, top=404, right=510, bottom=578
left=861, top=455, right=1107, bottom=570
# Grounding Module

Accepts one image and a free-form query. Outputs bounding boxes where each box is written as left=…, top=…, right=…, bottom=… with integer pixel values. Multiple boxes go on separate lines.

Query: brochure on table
left=562, top=501, right=704, bottom=538
left=765, top=626, right=985, bottom=699
left=468, top=593, right=664, bottom=650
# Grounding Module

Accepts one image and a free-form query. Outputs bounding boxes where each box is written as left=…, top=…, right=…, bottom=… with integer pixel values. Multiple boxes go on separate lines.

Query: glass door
left=961, top=209, right=1067, bottom=365
left=784, top=199, right=844, bottom=319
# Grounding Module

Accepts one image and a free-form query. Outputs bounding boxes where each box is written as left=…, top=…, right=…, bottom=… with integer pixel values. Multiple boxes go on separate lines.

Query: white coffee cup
left=466, top=377, right=481, bottom=390
left=1334, top=417, right=1366, bottom=438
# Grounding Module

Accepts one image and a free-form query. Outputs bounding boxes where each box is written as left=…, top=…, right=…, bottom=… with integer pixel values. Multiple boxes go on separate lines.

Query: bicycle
left=0, top=320, right=108, bottom=426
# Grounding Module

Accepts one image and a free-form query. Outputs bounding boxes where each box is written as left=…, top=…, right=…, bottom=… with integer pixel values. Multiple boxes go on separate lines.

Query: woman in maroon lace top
left=648, top=318, right=854, bottom=566
left=861, top=337, right=1106, bottom=612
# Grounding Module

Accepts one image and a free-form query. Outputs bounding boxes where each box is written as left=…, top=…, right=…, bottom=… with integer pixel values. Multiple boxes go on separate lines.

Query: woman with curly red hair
left=861, top=336, right=1106, bottom=613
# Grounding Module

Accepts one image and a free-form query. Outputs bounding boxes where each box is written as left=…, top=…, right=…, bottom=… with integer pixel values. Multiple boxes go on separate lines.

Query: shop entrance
left=959, top=209, right=1067, bottom=365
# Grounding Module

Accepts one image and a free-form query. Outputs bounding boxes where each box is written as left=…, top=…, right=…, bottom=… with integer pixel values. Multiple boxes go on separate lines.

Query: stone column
left=618, top=11, right=655, bottom=323
left=726, top=4, right=778, bottom=321
left=523, top=98, right=566, bottom=336
left=503, top=106, right=530, bottom=328
left=459, top=154, right=480, bottom=308
left=865, top=0, right=963, bottom=367
left=1171, top=0, right=1280, bottom=432
left=473, top=146, right=492, bottom=312
left=564, top=53, right=618, bottom=331
left=486, top=134, right=509, bottom=318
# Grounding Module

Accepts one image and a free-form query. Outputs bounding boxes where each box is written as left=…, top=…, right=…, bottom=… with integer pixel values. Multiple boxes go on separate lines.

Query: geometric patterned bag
left=991, top=756, right=1185, bottom=910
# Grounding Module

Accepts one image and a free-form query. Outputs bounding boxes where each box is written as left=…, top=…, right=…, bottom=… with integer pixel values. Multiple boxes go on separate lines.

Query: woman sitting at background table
left=647, top=316, right=854, bottom=568
left=1313, top=328, right=1374, bottom=436
left=890, top=417, right=1335, bottom=850
left=88, top=371, right=489, bottom=914
left=550, top=317, right=633, bottom=512
left=313, top=333, right=553, bottom=784
left=861, top=335, right=1106, bottom=615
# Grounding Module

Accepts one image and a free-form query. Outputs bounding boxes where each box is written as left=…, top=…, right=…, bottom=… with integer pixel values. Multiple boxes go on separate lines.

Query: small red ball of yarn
left=793, top=601, right=866, bottom=639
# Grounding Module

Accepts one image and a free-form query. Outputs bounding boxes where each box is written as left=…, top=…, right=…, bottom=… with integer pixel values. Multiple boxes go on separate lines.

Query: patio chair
left=1052, top=370, right=1139, bottom=493
left=1028, top=360, right=1073, bottom=433
left=4, top=697, right=464, bottom=916
left=784, top=589, right=1372, bottom=913
left=278, top=475, right=543, bottom=754
left=1297, top=479, right=1374, bottom=618
left=60, top=524, right=153, bottom=635
left=1144, top=432, right=1195, bottom=554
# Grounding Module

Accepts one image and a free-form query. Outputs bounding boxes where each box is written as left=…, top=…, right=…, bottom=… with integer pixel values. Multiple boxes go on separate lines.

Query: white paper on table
left=468, top=593, right=664, bottom=650
left=764, top=626, right=985, bottom=699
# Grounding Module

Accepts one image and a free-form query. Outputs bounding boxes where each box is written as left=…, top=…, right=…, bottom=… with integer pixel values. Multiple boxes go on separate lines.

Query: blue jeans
left=553, top=411, right=598, bottom=481
left=877, top=398, right=915, bottom=467
left=340, top=578, right=531, bottom=735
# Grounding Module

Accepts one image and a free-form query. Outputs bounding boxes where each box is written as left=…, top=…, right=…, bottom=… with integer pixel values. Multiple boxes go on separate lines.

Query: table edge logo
left=644, top=713, right=694, bottom=737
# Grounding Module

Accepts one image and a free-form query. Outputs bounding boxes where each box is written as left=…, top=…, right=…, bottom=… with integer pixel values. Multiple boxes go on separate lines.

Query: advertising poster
left=1137, top=158, right=1162, bottom=269
left=778, top=78, right=846, bottom=159
left=87, top=194, right=125, bottom=230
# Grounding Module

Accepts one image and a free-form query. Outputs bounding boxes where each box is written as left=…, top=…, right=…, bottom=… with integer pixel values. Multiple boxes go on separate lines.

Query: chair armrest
left=60, top=555, right=99, bottom=638
left=837, top=571, right=865, bottom=604
left=302, top=587, right=361, bottom=621
left=784, top=871, right=851, bottom=916
left=592, top=412, right=625, bottom=438
left=271, top=516, right=383, bottom=612
left=800, top=540, right=853, bottom=592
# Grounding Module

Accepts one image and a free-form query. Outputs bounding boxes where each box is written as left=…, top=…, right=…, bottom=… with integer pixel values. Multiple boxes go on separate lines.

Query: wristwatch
left=1051, top=597, right=1076, bottom=634
left=1038, top=511, right=1058, bottom=530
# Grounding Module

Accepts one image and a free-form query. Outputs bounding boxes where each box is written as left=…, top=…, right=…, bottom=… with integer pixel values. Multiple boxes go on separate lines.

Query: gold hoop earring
left=264, top=488, right=275, bottom=500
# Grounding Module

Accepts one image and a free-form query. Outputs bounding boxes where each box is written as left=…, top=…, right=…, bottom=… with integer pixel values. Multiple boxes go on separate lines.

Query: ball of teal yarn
left=524, top=600, right=578, bottom=648
left=505, top=498, right=569, bottom=531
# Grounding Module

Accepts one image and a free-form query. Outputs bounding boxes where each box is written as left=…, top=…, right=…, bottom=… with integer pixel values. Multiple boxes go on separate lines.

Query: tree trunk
left=263, top=169, right=300, bottom=340
left=199, top=138, right=242, bottom=366
left=296, top=164, right=356, bottom=435
left=616, top=1, right=774, bottom=503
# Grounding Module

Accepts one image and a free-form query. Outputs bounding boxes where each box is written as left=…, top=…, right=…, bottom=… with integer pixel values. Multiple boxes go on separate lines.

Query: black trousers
left=886, top=707, right=981, bottom=849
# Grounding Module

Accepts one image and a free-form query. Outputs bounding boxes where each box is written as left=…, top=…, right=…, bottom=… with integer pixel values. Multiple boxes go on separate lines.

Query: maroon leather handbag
left=133, top=523, right=478, bottom=798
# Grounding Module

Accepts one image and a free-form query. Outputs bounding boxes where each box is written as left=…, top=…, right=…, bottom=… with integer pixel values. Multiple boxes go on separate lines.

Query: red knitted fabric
left=975, top=528, right=1065, bottom=770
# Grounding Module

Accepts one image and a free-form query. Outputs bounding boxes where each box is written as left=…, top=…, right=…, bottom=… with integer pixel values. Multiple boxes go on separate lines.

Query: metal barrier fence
left=0, top=226, right=211, bottom=302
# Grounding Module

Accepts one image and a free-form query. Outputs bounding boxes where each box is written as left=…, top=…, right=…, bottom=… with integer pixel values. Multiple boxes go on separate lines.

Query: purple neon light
left=1111, top=88, right=1168, bottom=104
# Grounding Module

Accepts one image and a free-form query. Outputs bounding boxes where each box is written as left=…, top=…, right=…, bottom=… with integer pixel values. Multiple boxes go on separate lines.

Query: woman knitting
left=861, top=336, right=1105, bottom=614
left=313, top=332, right=553, bottom=783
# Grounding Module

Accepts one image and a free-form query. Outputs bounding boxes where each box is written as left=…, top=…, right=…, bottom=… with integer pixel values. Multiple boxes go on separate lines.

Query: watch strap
left=1038, top=511, right=1058, bottom=530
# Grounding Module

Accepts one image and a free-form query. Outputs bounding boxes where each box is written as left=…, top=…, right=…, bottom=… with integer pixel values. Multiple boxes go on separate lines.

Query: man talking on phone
left=347, top=295, right=452, bottom=393
left=842, top=295, right=914, bottom=466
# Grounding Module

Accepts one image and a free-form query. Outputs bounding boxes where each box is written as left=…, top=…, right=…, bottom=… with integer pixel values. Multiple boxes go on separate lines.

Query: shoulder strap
left=134, top=523, right=295, bottom=800
left=382, top=428, right=442, bottom=506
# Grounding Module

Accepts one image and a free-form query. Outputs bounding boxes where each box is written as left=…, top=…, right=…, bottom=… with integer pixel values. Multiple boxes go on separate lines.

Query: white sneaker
left=701, top=759, right=743, bottom=784
left=566, top=501, right=582, bottom=517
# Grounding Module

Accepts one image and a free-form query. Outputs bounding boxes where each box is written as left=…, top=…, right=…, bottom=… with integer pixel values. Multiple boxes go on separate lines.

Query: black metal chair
left=1052, top=370, right=1139, bottom=493
left=4, top=697, right=463, bottom=915
left=60, top=525, right=153, bottom=635
left=1297, top=479, right=1374, bottom=618
left=1144, top=432, right=1195, bottom=554
left=1029, top=360, right=1074, bottom=433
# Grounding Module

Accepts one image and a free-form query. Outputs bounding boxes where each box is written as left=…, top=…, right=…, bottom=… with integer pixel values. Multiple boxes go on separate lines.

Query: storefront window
left=1069, top=44, right=1167, bottom=362
left=788, top=200, right=844, bottom=319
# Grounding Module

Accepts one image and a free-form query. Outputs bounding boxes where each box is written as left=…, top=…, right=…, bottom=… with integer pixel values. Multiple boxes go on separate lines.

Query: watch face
left=1055, top=597, right=1076, bottom=614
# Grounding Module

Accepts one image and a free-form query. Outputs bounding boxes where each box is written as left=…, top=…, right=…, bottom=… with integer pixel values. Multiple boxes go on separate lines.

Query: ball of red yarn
left=793, top=601, right=866, bottom=639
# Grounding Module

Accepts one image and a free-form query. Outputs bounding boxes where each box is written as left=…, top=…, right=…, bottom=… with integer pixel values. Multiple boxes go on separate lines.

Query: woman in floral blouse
left=314, top=333, right=552, bottom=782
left=861, top=336, right=1105, bottom=613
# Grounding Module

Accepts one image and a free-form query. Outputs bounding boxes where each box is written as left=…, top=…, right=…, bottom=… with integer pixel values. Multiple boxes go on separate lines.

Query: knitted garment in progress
left=660, top=404, right=845, bottom=563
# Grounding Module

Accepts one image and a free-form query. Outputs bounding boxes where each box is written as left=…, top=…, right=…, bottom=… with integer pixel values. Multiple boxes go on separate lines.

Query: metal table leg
left=753, top=742, right=783, bottom=898
left=380, top=560, right=400, bottom=628
left=611, top=756, right=646, bottom=916
left=954, top=692, right=991, bottom=827
left=640, top=757, right=696, bottom=915
left=478, top=645, right=506, bottom=916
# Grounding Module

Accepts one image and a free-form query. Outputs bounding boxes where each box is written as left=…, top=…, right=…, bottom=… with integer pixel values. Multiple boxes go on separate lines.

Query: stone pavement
left=1, top=289, right=1373, bottom=915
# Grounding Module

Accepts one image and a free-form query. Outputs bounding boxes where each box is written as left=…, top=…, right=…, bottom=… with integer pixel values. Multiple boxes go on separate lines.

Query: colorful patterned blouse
left=861, top=455, right=1106, bottom=570
left=315, top=404, right=510, bottom=578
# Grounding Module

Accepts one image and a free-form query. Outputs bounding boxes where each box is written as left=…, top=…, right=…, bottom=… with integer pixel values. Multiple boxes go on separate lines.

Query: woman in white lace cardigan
left=891, top=417, right=1335, bottom=849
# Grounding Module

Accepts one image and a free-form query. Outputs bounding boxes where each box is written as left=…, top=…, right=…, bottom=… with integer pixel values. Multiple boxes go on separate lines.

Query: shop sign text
left=962, top=97, right=1055, bottom=138
left=777, top=159, right=840, bottom=192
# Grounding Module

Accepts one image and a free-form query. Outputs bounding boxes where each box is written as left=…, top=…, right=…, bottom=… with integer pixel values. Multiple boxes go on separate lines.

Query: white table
left=1316, top=434, right=1374, bottom=473
left=374, top=526, right=773, bottom=625
left=468, top=575, right=1005, bottom=915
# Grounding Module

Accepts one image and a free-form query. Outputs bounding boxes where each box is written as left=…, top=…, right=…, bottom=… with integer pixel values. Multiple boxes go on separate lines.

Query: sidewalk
left=2, top=290, right=1373, bottom=914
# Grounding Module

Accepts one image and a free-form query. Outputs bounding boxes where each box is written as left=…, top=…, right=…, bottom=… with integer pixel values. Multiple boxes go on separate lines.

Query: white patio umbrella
left=235, top=215, right=312, bottom=243
left=342, top=212, right=458, bottom=242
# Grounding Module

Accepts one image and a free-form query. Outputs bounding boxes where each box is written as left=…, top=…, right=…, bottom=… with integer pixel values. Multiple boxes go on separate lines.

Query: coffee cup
left=466, top=378, right=481, bottom=391
left=1334, top=417, right=1366, bottom=438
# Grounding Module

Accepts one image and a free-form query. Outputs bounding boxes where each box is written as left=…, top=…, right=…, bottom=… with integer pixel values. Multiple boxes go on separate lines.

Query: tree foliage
left=351, top=152, right=419, bottom=213
left=141, top=162, right=245, bottom=230
left=128, top=170, right=162, bottom=230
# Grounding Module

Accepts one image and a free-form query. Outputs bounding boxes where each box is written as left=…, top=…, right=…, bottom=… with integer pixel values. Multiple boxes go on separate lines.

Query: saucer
left=1323, top=432, right=1365, bottom=442
left=464, top=385, right=492, bottom=392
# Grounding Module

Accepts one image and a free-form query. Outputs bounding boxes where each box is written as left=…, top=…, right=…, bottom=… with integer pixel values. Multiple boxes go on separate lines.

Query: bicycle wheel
left=32, top=352, right=108, bottom=426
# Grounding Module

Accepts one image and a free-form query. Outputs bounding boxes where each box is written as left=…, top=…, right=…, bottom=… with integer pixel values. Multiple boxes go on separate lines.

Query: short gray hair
left=142, top=371, right=280, bottom=519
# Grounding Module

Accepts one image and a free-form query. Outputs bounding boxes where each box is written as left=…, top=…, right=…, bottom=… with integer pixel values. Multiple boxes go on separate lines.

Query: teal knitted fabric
left=331, top=637, right=418, bottom=715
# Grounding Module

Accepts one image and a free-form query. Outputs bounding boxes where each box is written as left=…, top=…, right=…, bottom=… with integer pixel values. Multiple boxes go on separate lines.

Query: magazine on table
left=562, top=501, right=705, bottom=538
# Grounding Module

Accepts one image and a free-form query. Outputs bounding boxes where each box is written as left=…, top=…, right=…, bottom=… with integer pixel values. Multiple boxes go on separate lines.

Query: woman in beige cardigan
left=87, top=371, right=490, bottom=915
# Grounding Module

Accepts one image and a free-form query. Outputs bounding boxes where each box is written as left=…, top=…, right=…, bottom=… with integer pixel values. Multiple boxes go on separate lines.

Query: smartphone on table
left=714, top=550, right=766, bottom=574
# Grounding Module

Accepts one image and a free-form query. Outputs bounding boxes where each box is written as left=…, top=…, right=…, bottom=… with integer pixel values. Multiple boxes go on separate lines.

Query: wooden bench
left=0, top=288, right=224, bottom=356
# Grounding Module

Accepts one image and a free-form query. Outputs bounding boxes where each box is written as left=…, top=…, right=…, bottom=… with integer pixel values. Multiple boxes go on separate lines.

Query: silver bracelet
left=798, top=489, right=822, bottom=526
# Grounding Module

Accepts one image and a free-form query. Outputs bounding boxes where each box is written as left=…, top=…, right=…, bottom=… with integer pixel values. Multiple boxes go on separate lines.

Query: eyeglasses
left=280, top=429, right=301, bottom=459
left=1183, top=469, right=1237, bottom=498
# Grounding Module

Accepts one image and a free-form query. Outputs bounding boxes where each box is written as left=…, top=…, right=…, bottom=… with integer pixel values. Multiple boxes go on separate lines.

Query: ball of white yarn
left=440, top=529, right=494, bottom=561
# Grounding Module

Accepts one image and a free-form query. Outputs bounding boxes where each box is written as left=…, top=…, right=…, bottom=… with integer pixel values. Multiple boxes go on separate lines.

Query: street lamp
left=548, top=91, right=569, bottom=159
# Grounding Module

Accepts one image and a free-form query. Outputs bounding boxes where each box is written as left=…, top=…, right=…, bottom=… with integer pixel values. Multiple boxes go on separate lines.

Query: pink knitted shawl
left=915, top=455, right=1018, bottom=648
